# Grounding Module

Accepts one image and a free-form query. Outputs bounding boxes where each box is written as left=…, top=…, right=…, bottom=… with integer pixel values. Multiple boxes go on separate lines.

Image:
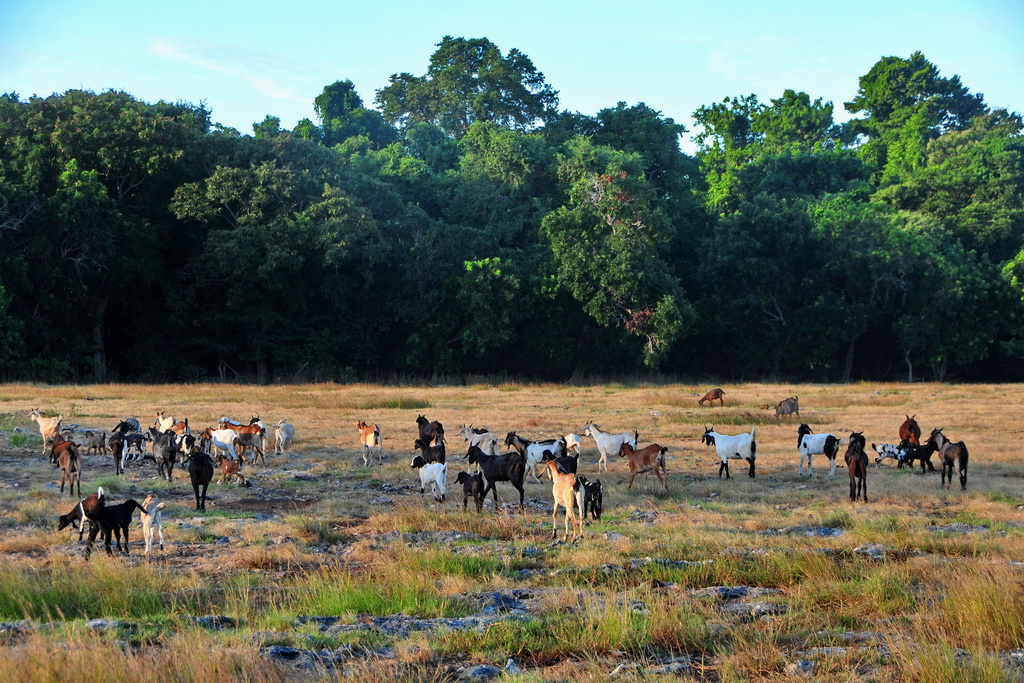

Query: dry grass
left=1, top=381, right=1023, bottom=679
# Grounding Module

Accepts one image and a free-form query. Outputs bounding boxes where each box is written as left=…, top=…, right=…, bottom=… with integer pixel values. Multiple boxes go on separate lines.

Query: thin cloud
left=150, top=36, right=307, bottom=103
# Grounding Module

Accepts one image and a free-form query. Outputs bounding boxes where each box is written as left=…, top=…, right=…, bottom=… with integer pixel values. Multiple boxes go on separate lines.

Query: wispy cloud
left=150, top=36, right=307, bottom=103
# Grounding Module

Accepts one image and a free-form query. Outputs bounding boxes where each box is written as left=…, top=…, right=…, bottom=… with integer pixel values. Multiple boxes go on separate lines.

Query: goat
left=618, top=442, right=668, bottom=490
left=410, top=455, right=447, bottom=505
left=107, top=432, right=126, bottom=475
left=564, top=433, right=582, bottom=457
left=455, top=471, right=485, bottom=512
left=899, top=414, right=922, bottom=446
left=154, top=412, right=176, bottom=432
left=581, top=421, right=637, bottom=473
left=112, top=418, right=140, bottom=434
left=542, top=448, right=579, bottom=475
left=774, top=396, right=800, bottom=418
left=48, top=431, right=78, bottom=466
left=542, top=459, right=583, bottom=542
left=413, top=437, right=446, bottom=464
left=182, top=449, right=215, bottom=511
left=926, top=428, right=969, bottom=490
left=220, top=417, right=266, bottom=456
left=58, top=487, right=106, bottom=541
left=872, top=442, right=909, bottom=468
left=698, top=388, right=725, bottom=406
left=845, top=432, right=868, bottom=502
left=466, top=445, right=526, bottom=512
left=215, top=452, right=251, bottom=487
left=356, top=420, right=383, bottom=465
left=505, top=431, right=566, bottom=482
left=83, top=499, right=145, bottom=558
left=456, top=424, right=500, bottom=456
left=236, top=432, right=266, bottom=466
left=898, top=437, right=938, bottom=473
left=274, top=419, right=296, bottom=453
left=701, top=425, right=757, bottom=478
left=201, top=428, right=241, bottom=462
left=57, top=438, right=83, bottom=497
left=796, top=423, right=843, bottom=477
left=28, top=409, right=62, bottom=455
left=81, top=430, right=107, bottom=455
left=139, top=493, right=166, bottom=556
left=416, top=415, right=445, bottom=447
left=575, top=476, right=603, bottom=521
left=146, top=430, right=184, bottom=481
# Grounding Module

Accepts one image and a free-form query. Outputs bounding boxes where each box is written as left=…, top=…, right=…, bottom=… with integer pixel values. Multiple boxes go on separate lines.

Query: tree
left=375, top=36, right=559, bottom=138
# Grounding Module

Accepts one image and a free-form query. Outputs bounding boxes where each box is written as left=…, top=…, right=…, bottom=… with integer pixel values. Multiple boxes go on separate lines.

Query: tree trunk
left=256, top=356, right=268, bottom=385
left=92, top=319, right=107, bottom=383
left=904, top=349, right=914, bottom=383
left=841, top=334, right=859, bottom=383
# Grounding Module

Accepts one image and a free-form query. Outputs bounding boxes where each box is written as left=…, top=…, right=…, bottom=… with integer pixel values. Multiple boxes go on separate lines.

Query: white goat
left=700, top=425, right=757, bottom=479
left=564, top=433, right=582, bottom=457
left=581, top=422, right=637, bottom=473
left=455, top=425, right=500, bottom=455
left=796, top=423, right=843, bottom=477
left=28, top=409, right=62, bottom=455
left=410, top=455, right=446, bottom=505
left=140, top=493, right=166, bottom=556
left=274, top=419, right=296, bottom=453
left=209, top=428, right=241, bottom=461
left=154, top=412, right=176, bottom=432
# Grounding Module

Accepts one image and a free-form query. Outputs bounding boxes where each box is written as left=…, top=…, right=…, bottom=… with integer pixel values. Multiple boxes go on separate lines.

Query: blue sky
left=2, top=0, right=1021, bottom=152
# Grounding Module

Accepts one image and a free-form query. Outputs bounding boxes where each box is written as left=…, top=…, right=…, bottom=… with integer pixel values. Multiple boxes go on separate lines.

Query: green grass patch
left=356, top=397, right=431, bottom=410
left=8, top=433, right=31, bottom=448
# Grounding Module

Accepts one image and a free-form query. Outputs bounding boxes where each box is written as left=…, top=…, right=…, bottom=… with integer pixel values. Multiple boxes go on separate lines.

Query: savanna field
left=1, top=382, right=1023, bottom=682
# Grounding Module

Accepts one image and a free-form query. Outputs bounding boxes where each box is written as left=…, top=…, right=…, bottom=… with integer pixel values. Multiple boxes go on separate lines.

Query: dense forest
left=1, top=38, right=1022, bottom=384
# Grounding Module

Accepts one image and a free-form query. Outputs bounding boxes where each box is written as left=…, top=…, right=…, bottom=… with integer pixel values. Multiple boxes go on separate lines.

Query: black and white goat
left=797, top=423, right=843, bottom=477
left=701, top=425, right=757, bottom=478
left=410, top=455, right=447, bottom=505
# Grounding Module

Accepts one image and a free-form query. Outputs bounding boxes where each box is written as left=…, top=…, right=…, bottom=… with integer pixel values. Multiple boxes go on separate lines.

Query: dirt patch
left=213, top=497, right=318, bottom=513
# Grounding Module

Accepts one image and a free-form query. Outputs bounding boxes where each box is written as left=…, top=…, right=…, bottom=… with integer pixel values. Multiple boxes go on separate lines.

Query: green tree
left=375, top=36, right=558, bottom=138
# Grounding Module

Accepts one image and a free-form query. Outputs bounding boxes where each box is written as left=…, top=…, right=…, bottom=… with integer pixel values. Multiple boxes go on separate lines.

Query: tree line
left=1, top=38, right=1022, bottom=383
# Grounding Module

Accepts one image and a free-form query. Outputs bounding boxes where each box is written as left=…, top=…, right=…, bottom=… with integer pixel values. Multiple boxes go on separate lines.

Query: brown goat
left=58, top=440, right=83, bottom=497
left=845, top=432, right=868, bottom=502
left=618, top=442, right=668, bottom=490
left=899, top=415, right=921, bottom=446
left=215, top=453, right=250, bottom=487
left=542, top=460, right=583, bottom=542
left=698, top=388, right=725, bottom=406
left=774, top=396, right=800, bottom=418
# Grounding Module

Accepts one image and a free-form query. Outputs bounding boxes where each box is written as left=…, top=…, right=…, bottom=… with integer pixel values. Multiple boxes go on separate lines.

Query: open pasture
left=0, top=381, right=1022, bottom=681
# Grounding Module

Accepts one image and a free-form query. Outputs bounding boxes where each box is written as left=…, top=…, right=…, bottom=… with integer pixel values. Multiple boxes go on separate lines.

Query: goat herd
left=22, top=398, right=972, bottom=554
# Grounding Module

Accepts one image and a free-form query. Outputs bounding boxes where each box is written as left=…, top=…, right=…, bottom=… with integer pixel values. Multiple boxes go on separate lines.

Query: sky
left=2, top=0, right=1022, bottom=153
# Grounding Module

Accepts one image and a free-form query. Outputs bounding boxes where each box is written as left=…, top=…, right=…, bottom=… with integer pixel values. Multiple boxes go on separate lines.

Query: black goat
left=466, top=445, right=525, bottom=512
left=576, top=475, right=603, bottom=521
left=59, top=497, right=144, bottom=558
left=455, top=471, right=485, bottom=512
left=898, top=438, right=938, bottom=473
left=413, top=438, right=446, bottom=464
left=185, top=450, right=215, bottom=511
left=57, top=487, right=107, bottom=541
left=541, top=448, right=579, bottom=474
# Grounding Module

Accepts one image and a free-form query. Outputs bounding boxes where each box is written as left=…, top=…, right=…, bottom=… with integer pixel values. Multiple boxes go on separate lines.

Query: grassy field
left=0, top=381, right=1022, bottom=681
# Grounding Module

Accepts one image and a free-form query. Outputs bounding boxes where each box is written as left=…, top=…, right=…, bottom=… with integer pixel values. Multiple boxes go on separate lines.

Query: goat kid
left=455, top=471, right=485, bottom=512
left=618, top=442, right=668, bottom=490
left=575, top=475, right=603, bottom=521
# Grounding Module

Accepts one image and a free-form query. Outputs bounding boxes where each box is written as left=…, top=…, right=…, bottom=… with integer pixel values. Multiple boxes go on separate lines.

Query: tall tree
left=375, top=36, right=559, bottom=138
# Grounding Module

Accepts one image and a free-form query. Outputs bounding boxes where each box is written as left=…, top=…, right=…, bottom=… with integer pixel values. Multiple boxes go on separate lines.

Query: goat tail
left=750, top=425, right=757, bottom=440
left=634, top=429, right=639, bottom=445
left=127, top=499, right=147, bottom=514
left=97, top=486, right=105, bottom=501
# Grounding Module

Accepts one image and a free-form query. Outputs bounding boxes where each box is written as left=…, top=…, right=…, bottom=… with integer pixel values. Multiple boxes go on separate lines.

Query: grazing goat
left=58, top=487, right=106, bottom=541
left=413, top=437, right=446, bottom=464
left=796, top=424, right=843, bottom=477
left=774, top=396, right=800, bottom=418
left=581, top=422, right=637, bottom=473
left=456, top=424, right=500, bottom=456
left=845, top=432, right=868, bottom=502
left=184, top=450, right=215, bottom=511
left=410, top=455, right=447, bottom=505
left=899, top=414, right=922, bottom=446
left=416, top=415, right=445, bottom=447
left=57, top=438, right=83, bottom=497
left=926, top=428, right=969, bottom=490
left=701, top=426, right=757, bottom=478
left=274, top=419, right=296, bottom=453
left=356, top=420, right=383, bottom=465
left=505, top=432, right=566, bottom=482
left=140, top=493, right=166, bottom=556
left=215, top=452, right=251, bottom=487
left=466, top=445, right=526, bottom=512
left=28, top=409, right=62, bottom=455
left=618, top=442, right=668, bottom=490
left=542, top=459, right=583, bottom=542
left=698, top=388, right=725, bottom=406
left=575, top=475, right=603, bottom=521
left=455, top=471, right=485, bottom=512
left=82, top=430, right=107, bottom=455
